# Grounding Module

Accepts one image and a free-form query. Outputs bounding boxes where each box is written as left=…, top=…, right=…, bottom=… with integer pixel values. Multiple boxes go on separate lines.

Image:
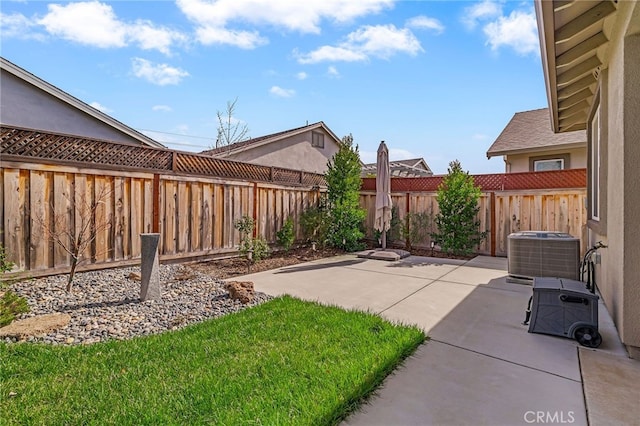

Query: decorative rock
left=0, top=313, right=71, bottom=339
left=5, top=265, right=271, bottom=345
left=224, top=281, right=255, bottom=304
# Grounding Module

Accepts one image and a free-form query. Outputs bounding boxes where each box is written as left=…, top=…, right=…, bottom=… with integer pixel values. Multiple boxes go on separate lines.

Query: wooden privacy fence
left=360, top=169, right=588, bottom=256
left=1, top=161, right=323, bottom=276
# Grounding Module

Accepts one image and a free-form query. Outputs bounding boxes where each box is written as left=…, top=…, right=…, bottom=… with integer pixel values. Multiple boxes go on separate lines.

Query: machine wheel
left=574, top=326, right=602, bottom=348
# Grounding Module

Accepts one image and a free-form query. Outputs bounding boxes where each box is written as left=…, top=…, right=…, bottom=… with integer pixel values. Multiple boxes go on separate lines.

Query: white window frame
left=533, top=158, right=565, bottom=171
left=591, top=105, right=601, bottom=221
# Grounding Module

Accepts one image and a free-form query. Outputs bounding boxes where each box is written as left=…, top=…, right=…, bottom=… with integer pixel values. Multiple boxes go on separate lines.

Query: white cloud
left=38, top=2, right=127, bottom=48
left=461, top=2, right=538, bottom=56
left=36, top=1, right=185, bottom=54
left=484, top=10, right=539, bottom=55
left=89, top=101, right=112, bottom=113
left=131, top=58, right=189, bottom=86
left=327, top=66, right=340, bottom=77
left=269, top=86, right=295, bottom=98
left=195, top=26, right=267, bottom=49
left=129, top=20, right=188, bottom=55
left=177, top=0, right=394, bottom=34
left=406, top=16, right=445, bottom=34
left=461, top=0, right=502, bottom=30
left=296, top=71, right=308, bottom=80
left=296, top=46, right=368, bottom=64
left=297, top=24, right=423, bottom=64
left=0, top=12, right=45, bottom=40
left=152, top=105, right=173, bottom=112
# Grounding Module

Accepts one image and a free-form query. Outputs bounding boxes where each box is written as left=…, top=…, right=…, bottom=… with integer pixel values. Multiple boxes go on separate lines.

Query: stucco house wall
left=536, top=0, right=640, bottom=357
left=220, top=129, right=339, bottom=175
left=590, top=12, right=640, bottom=357
left=0, top=58, right=163, bottom=148
left=506, top=147, right=587, bottom=173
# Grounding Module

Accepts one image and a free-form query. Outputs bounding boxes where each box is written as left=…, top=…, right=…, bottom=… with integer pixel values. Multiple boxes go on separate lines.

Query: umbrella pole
left=381, top=229, right=386, bottom=250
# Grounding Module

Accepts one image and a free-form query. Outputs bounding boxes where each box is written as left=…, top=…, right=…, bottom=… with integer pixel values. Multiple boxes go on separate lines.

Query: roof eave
left=487, top=141, right=586, bottom=158
left=535, top=0, right=560, bottom=133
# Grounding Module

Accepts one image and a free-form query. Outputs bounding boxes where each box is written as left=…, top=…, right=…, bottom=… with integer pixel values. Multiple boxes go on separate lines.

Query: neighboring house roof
left=0, top=56, right=165, bottom=149
left=361, top=157, right=433, bottom=178
left=201, top=121, right=342, bottom=157
left=486, top=108, right=586, bottom=158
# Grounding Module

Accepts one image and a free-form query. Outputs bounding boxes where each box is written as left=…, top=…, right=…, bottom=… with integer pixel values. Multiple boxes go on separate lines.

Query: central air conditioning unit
left=508, top=231, right=580, bottom=282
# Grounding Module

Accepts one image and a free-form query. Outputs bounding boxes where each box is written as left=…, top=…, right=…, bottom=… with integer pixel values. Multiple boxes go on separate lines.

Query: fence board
left=73, top=174, right=92, bottom=264
left=53, top=172, right=71, bottom=267
left=163, top=180, right=177, bottom=254
left=113, top=177, right=124, bottom=260
left=177, top=181, right=189, bottom=253
left=191, top=183, right=202, bottom=252
left=130, top=178, right=142, bottom=257
left=29, top=170, right=51, bottom=270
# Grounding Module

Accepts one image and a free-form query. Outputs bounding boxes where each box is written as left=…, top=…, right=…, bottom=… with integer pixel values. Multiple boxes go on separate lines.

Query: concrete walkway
left=236, top=254, right=639, bottom=426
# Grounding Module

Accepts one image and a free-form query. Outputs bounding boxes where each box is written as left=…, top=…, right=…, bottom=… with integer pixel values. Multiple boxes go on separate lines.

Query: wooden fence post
left=152, top=174, right=160, bottom=233
left=490, top=191, right=496, bottom=257
left=253, top=182, right=258, bottom=238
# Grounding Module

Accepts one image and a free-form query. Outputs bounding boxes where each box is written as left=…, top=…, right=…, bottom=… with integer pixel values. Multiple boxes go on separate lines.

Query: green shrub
left=234, top=215, right=270, bottom=262
left=276, top=217, right=295, bottom=252
left=325, top=134, right=365, bottom=252
left=0, top=290, right=29, bottom=327
left=300, top=198, right=330, bottom=247
left=251, top=237, right=270, bottom=262
left=431, top=160, right=487, bottom=256
left=0, top=244, right=13, bottom=273
left=401, top=211, right=434, bottom=251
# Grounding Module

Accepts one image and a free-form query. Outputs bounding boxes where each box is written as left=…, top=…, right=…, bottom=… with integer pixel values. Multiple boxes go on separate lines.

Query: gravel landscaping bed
left=4, top=265, right=271, bottom=345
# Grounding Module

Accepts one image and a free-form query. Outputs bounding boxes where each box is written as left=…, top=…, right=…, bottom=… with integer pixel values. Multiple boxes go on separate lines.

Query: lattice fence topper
left=1, top=125, right=326, bottom=187
left=361, top=168, right=586, bottom=192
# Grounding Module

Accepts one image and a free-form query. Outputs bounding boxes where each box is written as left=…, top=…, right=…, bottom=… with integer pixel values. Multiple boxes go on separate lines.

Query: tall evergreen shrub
left=432, top=160, right=487, bottom=256
left=325, top=134, right=366, bottom=251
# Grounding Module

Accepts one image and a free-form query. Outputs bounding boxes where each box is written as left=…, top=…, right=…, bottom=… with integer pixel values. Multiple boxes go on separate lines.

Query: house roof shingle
left=486, top=108, right=586, bottom=158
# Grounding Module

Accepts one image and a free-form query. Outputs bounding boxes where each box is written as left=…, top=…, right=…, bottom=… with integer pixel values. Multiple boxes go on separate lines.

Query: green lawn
left=1, top=296, right=425, bottom=425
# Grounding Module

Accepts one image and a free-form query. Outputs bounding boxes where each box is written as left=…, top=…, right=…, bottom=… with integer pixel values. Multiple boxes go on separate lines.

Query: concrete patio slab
left=238, top=253, right=633, bottom=426
left=579, top=348, right=640, bottom=426
left=382, top=279, right=583, bottom=381
left=435, top=265, right=509, bottom=286
left=245, top=257, right=435, bottom=313
left=348, top=256, right=463, bottom=281
left=344, top=340, right=586, bottom=426
left=464, top=255, right=509, bottom=270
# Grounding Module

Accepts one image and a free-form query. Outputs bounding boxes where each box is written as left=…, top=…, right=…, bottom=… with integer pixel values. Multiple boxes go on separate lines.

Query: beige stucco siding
left=591, top=2, right=640, bottom=354
left=506, top=147, right=586, bottom=173
left=220, top=130, right=340, bottom=174
left=0, top=70, right=143, bottom=146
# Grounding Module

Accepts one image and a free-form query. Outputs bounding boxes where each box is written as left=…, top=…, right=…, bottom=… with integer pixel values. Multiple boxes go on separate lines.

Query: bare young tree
left=215, top=97, right=250, bottom=149
left=35, top=182, right=113, bottom=291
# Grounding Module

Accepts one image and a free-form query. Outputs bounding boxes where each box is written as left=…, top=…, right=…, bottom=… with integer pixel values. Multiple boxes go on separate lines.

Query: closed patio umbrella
left=374, top=141, right=392, bottom=249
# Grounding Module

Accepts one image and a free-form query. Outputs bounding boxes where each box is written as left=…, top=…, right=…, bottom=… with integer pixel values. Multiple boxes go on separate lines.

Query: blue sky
left=1, top=0, right=547, bottom=174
